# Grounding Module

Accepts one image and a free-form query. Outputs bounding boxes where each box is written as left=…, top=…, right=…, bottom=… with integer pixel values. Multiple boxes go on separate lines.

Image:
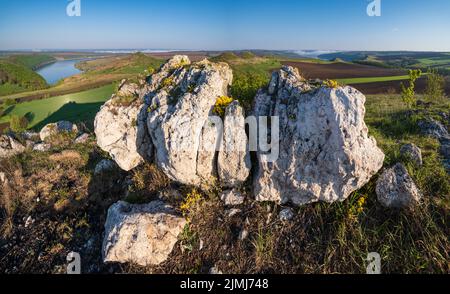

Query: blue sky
left=0, top=0, right=449, bottom=51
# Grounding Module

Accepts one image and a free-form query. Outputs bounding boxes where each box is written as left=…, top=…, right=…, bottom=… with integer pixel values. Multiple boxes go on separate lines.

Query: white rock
left=32, top=143, right=51, bottom=152
left=220, top=190, right=245, bottom=206
left=94, top=99, right=153, bottom=171
left=279, top=208, right=295, bottom=221
left=74, top=133, right=90, bottom=144
left=102, top=200, right=186, bottom=266
left=253, top=66, right=385, bottom=206
left=218, top=101, right=251, bottom=187
left=209, top=266, right=223, bottom=274
left=238, top=228, right=249, bottom=241
left=376, top=163, right=422, bottom=208
left=147, top=57, right=233, bottom=186
left=0, top=172, right=6, bottom=184
left=0, top=135, right=25, bottom=158
left=39, top=121, right=78, bottom=141
left=227, top=208, right=242, bottom=218
left=24, top=216, right=34, bottom=228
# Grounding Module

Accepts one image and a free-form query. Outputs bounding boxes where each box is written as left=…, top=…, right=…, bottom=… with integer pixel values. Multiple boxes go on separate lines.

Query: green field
left=337, top=75, right=411, bottom=85
left=0, top=84, right=113, bottom=130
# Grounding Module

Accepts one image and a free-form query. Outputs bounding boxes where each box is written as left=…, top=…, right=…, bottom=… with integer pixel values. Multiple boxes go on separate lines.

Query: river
left=36, top=59, right=84, bottom=85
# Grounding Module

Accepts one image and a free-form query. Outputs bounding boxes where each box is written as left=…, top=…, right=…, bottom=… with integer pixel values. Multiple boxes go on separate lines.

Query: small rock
left=0, top=135, right=25, bottom=158
left=220, top=190, right=245, bottom=206
left=266, top=212, right=273, bottom=225
left=24, top=216, right=34, bottom=228
left=238, top=228, right=249, bottom=241
left=400, top=143, right=423, bottom=166
left=0, top=172, right=6, bottom=184
left=94, top=159, right=117, bottom=175
left=21, top=131, right=39, bottom=141
left=33, top=143, right=51, bottom=152
left=227, top=208, right=242, bottom=218
left=40, top=121, right=78, bottom=142
left=279, top=208, right=295, bottom=221
left=418, top=118, right=448, bottom=140
left=74, top=133, right=90, bottom=144
left=376, top=163, right=422, bottom=208
left=102, top=200, right=186, bottom=266
left=209, top=266, right=223, bottom=275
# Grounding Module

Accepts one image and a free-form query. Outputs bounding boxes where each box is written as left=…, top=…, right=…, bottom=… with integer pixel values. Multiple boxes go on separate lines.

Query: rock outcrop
left=0, top=135, right=25, bottom=158
left=102, top=200, right=186, bottom=266
left=400, top=143, right=422, bottom=166
left=253, top=66, right=385, bottom=205
left=217, top=101, right=251, bottom=187
left=39, top=121, right=78, bottom=142
left=418, top=118, right=449, bottom=172
left=146, top=57, right=233, bottom=186
left=94, top=94, right=153, bottom=171
left=376, top=163, right=422, bottom=208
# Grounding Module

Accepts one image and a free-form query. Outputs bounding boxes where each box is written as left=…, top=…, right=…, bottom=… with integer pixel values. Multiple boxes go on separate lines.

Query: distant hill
left=7, top=54, right=56, bottom=70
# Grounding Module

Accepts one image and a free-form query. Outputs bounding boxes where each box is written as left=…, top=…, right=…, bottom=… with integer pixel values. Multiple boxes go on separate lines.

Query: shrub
left=111, top=94, right=137, bottom=107
left=401, top=69, right=422, bottom=108
left=425, top=69, right=445, bottom=100
left=231, top=72, right=268, bottom=109
left=323, top=79, right=339, bottom=88
left=161, top=77, right=174, bottom=88
left=3, top=98, right=16, bottom=107
left=9, top=114, right=29, bottom=132
left=180, top=188, right=203, bottom=221
left=213, top=96, right=233, bottom=116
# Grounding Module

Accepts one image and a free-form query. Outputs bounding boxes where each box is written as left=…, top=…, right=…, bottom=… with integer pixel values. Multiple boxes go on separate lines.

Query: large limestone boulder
left=147, top=56, right=233, bottom=186
left=376, top=163, right=422, bottom=208
left=253, top=66, right=385, bottom=205
left=94, top=93, right=153, bottom=171
left=218, top=101, right=251, bottom=187
left=102, top=200, right=186, bottom=266
left=39, top=121, right=78, bottom=142
left=0, top=135, right=25, bottom=158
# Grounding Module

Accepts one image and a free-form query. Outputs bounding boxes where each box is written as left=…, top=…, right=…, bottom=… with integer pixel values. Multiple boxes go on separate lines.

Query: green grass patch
left=338, top=75, right=411, bottom=85
left=0, top=84, right=114, bottom=130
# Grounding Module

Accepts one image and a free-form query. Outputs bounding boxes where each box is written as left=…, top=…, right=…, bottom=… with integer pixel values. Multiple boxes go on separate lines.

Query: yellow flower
left=213, top=96, right=234, bottom=116
left=323, top=79, right=339, bottom=88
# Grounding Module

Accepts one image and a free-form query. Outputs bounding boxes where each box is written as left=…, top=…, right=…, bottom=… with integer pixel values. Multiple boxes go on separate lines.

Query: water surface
left=36, top=59, right=84, bottom=85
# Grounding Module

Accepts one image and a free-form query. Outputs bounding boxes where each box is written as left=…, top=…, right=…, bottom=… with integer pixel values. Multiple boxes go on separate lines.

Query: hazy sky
left=0, top=0, right=449, bottom=51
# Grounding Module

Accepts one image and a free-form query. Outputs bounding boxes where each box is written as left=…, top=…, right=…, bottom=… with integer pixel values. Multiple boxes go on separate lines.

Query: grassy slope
left=0, top=84, right=113, bottom=129
left=0, top=61, right=49, bottom=96
left=7, top=54, right=56, bottom=70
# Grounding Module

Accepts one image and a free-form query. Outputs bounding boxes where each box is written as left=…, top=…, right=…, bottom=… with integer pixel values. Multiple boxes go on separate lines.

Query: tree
left=425, top=68, right=445, bottom=100
left=401, top=69, right=422, bottom=108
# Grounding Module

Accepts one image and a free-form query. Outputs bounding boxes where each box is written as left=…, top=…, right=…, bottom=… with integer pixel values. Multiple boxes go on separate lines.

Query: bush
left=213, top=96, right=233, bottom=116
left=425, top=69, right=445, bottom=100
left=323, top=79, right=339, bottom=88
left=9, top=114, right=29, bottom=132
left=401, top=69, right=422, bottom=108
left=230, top=72, right=268, bottom=110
